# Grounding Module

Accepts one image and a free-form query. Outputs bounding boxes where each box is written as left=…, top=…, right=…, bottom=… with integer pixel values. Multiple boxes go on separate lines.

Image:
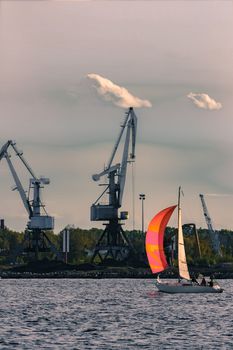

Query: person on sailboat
left=191, top=276, right=199, bottom=285
left=208, top=275, right=214, bottom=287
left=201, top=277, right=206, bottom=286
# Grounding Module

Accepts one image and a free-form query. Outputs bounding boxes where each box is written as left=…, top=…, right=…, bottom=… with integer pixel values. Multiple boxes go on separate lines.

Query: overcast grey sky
left=0, top=1, right=233, bottom=233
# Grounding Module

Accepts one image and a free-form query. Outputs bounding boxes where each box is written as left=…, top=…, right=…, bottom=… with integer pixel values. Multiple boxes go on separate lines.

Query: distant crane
left=0, top=140, right=60, bottom=260
left=199, top=194, right=222, bottom=256
left=90, top=107, right=137, bottom=262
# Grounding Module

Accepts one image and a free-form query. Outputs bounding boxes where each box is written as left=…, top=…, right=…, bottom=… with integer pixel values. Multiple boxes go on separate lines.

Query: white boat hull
left=155, top=280, right=223, bottom=294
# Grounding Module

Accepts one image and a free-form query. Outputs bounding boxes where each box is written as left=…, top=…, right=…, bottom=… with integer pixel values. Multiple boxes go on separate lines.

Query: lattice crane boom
left=5, top=153, right=32, bottom=217
left=199, top=194, right=222, bottom=256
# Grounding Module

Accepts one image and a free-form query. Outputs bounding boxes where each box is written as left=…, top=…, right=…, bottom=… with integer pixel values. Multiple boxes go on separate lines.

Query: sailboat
left=145, top=187, right=223, bottom=293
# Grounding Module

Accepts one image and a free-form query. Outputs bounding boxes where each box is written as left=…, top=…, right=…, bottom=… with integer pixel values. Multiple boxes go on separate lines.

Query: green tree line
left=0, top=226, right=233, bottom=266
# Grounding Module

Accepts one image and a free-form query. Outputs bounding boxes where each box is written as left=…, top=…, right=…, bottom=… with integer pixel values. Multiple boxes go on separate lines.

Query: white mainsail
left=178, top=189, right=190, bottom=281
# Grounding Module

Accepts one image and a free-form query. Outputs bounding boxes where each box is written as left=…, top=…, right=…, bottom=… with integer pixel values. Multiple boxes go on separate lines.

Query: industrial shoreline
left=0, top=109, right=230, bottom=272
left=1, top=264, right=233, bottom=279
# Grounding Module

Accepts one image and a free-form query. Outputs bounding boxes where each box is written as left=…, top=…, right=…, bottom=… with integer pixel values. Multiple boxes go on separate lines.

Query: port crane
left=90, top=107, right=137, bottom=262
left=199, top=194, right=222, bottom=256
left=0, top=140, right=59, bottom=260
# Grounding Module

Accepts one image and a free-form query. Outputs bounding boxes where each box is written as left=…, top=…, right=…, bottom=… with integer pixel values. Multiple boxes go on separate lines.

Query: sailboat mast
left=178, top=186, right=181, bottom=226
left=177, top=187, right=191, bottom=281
left=178, top=186, right=181, bottom=211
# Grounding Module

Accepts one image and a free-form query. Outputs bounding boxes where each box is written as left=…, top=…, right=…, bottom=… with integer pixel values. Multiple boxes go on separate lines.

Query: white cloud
left=87, top=73, right=152, bottom=108
left=187, top=92, right=222, bottom=110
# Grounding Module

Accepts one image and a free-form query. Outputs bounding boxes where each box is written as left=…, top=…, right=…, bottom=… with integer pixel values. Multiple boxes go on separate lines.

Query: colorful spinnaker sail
left=146, top=205, right=177, bottom=274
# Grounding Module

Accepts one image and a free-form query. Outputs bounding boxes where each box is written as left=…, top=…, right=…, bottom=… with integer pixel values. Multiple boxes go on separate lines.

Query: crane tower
left=0, top=140, right=60, bottom=260
left=90, top=107, right=137, bottom=263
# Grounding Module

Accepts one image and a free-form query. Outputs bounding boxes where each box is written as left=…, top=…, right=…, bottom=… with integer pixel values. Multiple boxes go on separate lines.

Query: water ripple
left=0, top=279, right=232, bottom=349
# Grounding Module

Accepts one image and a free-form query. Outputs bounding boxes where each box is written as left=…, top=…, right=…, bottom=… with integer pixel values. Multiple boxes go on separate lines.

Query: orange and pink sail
left=146, top=205, right=177, bottom=274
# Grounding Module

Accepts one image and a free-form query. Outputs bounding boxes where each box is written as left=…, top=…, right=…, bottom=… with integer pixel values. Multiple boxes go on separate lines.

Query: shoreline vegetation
left=1, top=260, right=233, bottom=279
left=1, top=226, right=233, bottom=278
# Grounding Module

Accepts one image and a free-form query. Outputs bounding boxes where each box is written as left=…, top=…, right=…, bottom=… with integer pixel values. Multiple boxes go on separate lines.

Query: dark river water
left=0, top=279, right=232, bottom=349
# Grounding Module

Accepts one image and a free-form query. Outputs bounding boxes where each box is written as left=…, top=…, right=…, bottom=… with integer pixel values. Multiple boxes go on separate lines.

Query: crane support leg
left=91, top=219, right=135, bottom=263
left=23, top=229, right=62, bottom=260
